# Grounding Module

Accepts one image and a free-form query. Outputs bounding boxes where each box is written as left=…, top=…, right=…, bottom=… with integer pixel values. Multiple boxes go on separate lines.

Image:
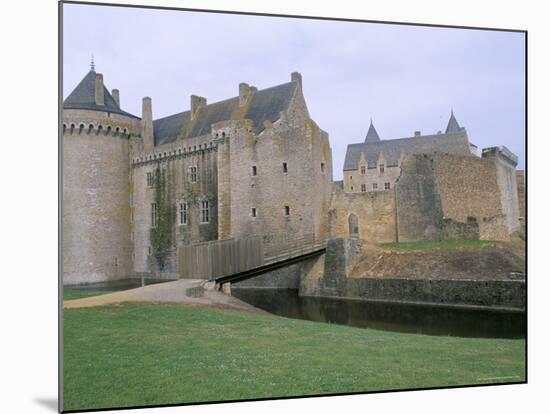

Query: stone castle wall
left=434, top=154, right=510, bottom=240
left=62, top=109, right=136, bottom=284
left=395, top=154, right=444, bottom=242
left=516, top=170, right=525, bottom=231
left=395, top=153, right=515, bottom=242
left=217, top=86, right=332, bottom=248
left=130, top=133, right=218, bottom=274
left=328, top=183, right=397, bottom=243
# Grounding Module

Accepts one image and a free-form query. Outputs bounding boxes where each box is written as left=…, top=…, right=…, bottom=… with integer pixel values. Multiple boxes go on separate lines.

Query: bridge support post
left=217, top=282, right=231, bottom=295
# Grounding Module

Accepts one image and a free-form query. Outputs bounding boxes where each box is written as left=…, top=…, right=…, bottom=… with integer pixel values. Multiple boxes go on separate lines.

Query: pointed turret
left=63, top=63, right=138, bottom=118
left=365, top=118, right=380, bottom=143
left=445, top=109, right=462, bottom=134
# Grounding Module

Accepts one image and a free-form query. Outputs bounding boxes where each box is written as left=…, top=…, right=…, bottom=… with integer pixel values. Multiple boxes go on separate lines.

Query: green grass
left=382, top=239, right=498, bottom=251
left=63, top=303, right=525, bottom=411
left=63, top=289, right=111, bottom=300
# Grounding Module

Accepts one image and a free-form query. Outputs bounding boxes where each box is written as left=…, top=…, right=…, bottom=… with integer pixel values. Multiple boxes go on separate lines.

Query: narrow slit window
left=283, top=162, right=288, bottom=173
left=252, top=166, right=257, bottom=176
left=180, top=203, right=188, bottom=225
left=284, top=206, right=290, bottom=216
left=151, top=203, right=157, bottom=228
left=321, top=162, right=325, bottom=173
left=251, top=208, right=257, bottom=218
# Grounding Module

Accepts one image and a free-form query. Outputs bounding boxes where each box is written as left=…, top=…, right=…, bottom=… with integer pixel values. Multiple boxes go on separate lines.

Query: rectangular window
left=188, top=166, right=197, bottom=183
left=350, top=186, right=354, bottom=191
left=380, top=164, right=385, bottom=174
left=151, top=203, right=157, bottom=228
left=373, top=183, right=378, bottom=190
left=200, top=200, right=209, bottom=223
left=251, top=207, right=257, bottom=218
left=321, top=163, right=325, bottom=173
left=385, top=182, right=391, bottom=190
left=283, top=162, right=288, bottom=173
left=361, top=166, right=366, bottom=175
left=252, top=166, right=257, bottom=176
left=361, top=184, right=366, bottom=192
left=146, top=172, right=154, bottom=187
left=284, top=205, right=290, bottom=216
left=179, top=202, right=188, bottom=225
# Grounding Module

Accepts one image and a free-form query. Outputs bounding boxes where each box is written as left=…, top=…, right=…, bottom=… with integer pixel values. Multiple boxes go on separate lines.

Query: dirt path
left=64, top=279, right=265, bottom=313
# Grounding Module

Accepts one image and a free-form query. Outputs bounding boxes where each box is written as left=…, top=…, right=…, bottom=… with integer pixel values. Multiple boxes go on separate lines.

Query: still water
left=231, top=288, right=525, bottom=339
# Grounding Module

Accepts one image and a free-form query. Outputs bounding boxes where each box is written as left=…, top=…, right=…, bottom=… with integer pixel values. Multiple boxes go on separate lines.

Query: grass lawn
left=63, top=289, right=112, bottom=301
left=382, top=239, right=498, bottom=251
left=63, top=303, right=525, bottom=411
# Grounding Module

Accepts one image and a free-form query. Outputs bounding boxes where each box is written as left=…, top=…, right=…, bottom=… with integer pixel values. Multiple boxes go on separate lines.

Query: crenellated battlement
left=131, top=140, right=218, bottom=167
left=63, top=121, right=133, bottom=138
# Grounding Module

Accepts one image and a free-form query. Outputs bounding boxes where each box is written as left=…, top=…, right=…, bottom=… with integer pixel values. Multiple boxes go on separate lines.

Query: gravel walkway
left=63, top=279, right=264, bottom=313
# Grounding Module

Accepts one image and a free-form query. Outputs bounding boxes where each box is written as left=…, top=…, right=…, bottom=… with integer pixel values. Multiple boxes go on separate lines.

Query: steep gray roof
left=344, top=130, right=472, bottom=171
left=365, top=120, right=380, bottom=143
left=153, top=81, right=298, bottom=146
left=63, top=70, right=139, bottom=119
left=445, top=110, right=462, bottom=133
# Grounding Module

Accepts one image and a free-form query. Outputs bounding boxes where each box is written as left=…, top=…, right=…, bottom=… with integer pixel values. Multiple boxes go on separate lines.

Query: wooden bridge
left=179, top=234, right=327, bottom=284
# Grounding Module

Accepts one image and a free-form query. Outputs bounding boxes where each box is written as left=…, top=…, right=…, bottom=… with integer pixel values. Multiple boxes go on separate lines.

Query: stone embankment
left=300, top=238, right=526, bottom=310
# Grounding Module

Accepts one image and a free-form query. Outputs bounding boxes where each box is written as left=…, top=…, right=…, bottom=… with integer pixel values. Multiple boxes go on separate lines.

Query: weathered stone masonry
left=63, top=65, right=522, bottom=286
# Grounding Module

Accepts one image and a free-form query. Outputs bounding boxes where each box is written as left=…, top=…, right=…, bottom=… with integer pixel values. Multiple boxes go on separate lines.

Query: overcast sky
left=63, top=3, right=525, bottom=178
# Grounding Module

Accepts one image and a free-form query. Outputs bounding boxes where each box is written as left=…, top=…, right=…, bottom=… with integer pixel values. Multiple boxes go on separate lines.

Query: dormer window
left=380, top=164, right=385, bottom=174
left=361, top=166, right=366, bottom=175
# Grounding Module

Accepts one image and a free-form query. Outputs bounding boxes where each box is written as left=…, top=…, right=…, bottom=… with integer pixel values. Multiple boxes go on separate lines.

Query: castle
left=62, top=64, right=522, bottom=285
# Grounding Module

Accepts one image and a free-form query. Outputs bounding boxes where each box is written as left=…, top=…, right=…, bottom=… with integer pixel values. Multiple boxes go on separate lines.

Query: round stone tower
left=62, top=63, right=140, bottom=285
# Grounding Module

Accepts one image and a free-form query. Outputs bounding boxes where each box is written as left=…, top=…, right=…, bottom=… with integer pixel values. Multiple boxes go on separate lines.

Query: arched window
left=348, top=213, right=359, bottom=237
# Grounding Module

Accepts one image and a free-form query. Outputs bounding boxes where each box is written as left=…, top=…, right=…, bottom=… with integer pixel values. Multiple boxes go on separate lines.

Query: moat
left=65, top=280, right=525, bottom=339
left=231, top=288, right=525, bottom=339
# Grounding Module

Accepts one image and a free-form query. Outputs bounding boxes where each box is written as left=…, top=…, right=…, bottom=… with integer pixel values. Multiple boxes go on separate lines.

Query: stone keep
left=63, top=67, right=332, bottom=283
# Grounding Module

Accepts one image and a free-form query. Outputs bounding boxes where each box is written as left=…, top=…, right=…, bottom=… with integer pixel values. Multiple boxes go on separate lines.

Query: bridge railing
left=264, top=234, right=327, bottom=265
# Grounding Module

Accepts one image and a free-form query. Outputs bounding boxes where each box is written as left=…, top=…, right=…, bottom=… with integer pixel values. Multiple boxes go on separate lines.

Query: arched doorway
left=348, top=213, right=359, bottom=237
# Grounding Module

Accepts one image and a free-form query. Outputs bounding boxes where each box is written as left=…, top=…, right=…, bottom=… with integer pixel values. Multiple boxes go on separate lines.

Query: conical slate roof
left=445, top=110, right=461, bottom=133
left=364, top=119, right=380, bottom=143
left=63, top=70, right=138, bottom=118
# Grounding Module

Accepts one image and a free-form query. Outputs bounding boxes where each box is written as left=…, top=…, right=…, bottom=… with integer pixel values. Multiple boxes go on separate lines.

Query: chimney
left=111, top=89, right=120, bottom=107
left=95, top=73, right=104, bottom=106
left=291, top=72, right=302, bottom=89
left=141, top=97, right=153, bottom=151
left=239, top=83, right=251, bottom=106
left=191, top=95, right=207, bottom=120
left=414, top=131, right=421, bottom=136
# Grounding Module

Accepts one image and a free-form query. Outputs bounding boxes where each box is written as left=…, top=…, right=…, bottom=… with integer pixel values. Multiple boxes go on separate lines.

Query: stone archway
left=348, top=213, right=359, bottom=237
